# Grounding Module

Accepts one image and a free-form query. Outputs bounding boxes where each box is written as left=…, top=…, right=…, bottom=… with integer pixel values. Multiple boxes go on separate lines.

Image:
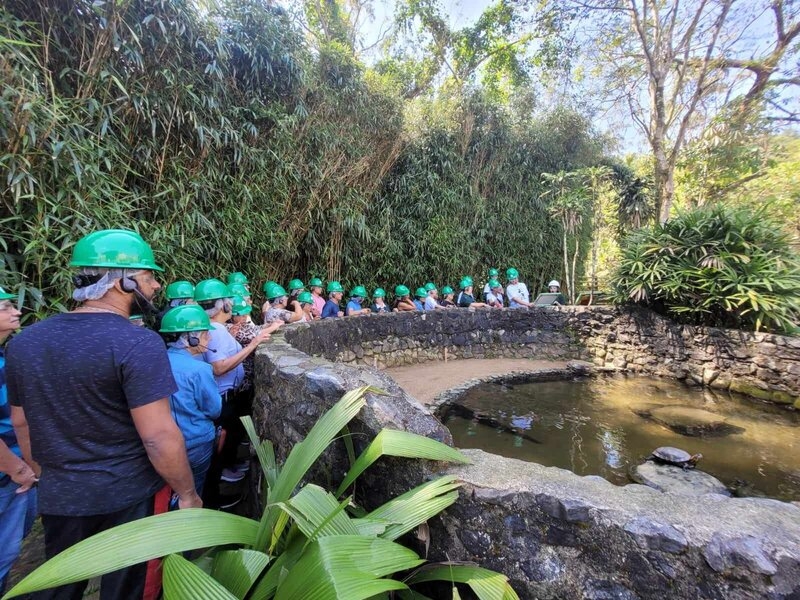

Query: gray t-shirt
left=506, top=282, right=530, bottom=308
left=7, top=313, right=176, bottom=516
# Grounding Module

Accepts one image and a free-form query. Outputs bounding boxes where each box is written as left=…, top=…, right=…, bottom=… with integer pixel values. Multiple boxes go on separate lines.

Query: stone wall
left=284, top=306, right=800, bottom=406
left=253, top=308, right=800, bottom=599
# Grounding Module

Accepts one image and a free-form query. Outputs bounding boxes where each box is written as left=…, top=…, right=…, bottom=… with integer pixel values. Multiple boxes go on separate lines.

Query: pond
left=440, top=375, right=800, bottom=501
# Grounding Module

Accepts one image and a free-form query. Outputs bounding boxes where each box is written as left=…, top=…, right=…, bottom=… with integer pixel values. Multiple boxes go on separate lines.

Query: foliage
left=612, top=204, right=800, bottom=333
left=0, top=0, right=605, bottom=320
left=4, top=386, right=519, bottom=600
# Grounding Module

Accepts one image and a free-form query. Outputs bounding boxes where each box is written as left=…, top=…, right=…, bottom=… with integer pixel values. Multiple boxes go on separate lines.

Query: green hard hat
left=488, top=268, right=499, bottom=277
left=506, top=268, right=519, bottom=280
left=194, top=278, right=229, bottom=302
left=441, top=286, right=453, bottom=295
left=159, top=304, right=212, bottom=333
left=394, top=284, right=410, bottom=297
left=297, top=291, right=313, bottom=304
left=424, top=282, right=437, bottom=292
left=70, top=229, right=164, bottom=271
left=165, top=280, right=195, bottom=300
left=266, top=283, right=288, bottom=300
left=262, top=280, right=277, bottom=293
left=373, top=287, right=386, bottom=298
left=308, top=277, right=323, bottom=288
left=231, top=295, right=252, bottom=316
left=227, top=282, right=251, bottom=298
left=288, top=279, right=305, bottom=292
left=489, top=278, right=502, bottom=289
left=459, top=278, right=472, bottom=290
left=0, top=286, right=15, bottom=301
left=227, top=272, right=248, bottom=285
left=327, top=281, right=344, bottom=293
left=461, top=276, right=473, bottom=285
left=414, top=287, right=427, bottom=299
left=350, top=285, right=367, bottom=298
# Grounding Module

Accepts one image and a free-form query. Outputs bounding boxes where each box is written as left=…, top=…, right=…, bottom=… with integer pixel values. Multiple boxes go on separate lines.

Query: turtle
left=648, top=446, right=703, bottom=469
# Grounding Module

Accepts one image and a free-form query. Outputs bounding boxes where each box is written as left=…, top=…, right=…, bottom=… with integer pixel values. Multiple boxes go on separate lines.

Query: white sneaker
left=220, top=467, right=246, bottom=482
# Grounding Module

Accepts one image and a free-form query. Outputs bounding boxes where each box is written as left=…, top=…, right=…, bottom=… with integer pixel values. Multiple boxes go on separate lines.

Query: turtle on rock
left=648, top=447, right=703, bottom=470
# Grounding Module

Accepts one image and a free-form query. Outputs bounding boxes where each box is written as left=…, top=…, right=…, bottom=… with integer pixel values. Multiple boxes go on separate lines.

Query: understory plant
left=4, top=386, right=519, bottom=600
left=612, top=204, right=800, bottom=333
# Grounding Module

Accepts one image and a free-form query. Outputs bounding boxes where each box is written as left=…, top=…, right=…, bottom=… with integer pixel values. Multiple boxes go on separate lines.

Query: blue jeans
left=0, top=478, right=38, bottom=594
left=187, top=442, right=214, bottom=497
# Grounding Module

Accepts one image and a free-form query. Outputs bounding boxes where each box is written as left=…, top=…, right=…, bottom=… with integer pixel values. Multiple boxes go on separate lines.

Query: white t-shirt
left=424, top=296, right=438, bottom=311
left=506, top=282, right=530, bottom=308
left=203, top=322, right=244, bottom=393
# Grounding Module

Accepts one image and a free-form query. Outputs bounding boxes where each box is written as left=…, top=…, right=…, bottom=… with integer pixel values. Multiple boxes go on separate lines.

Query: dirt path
left=384, top=358, right=571, bottom=405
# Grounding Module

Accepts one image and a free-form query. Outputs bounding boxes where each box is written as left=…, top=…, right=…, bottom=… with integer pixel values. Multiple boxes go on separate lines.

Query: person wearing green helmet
left=165, top=280, right=196, bottom=306
left=485, top=279, right=505, bottom=308
left=226, top=272, right=249, bottom=292
left=439, top=285, right=456, bottom=307
left=345, top=286, right=371, bottom=316
left=263, top=284, right=303, bottom=325
left=321, top=281, right=345, bottom=319
left=308, top=277, right=325, bottom=319
left=296, top=291, right=315, bottom=322
left=506, top=268, right=532, bottom=308
left=159, top=305, right=222, bottom=498
left=227, top=283, right=251, bottom=306
left=456, top=279, right=488, bottom=308
left=370, top=288, right=390, bottom=313
left=260, top=280, right=277, bottom=314
left=285, top=279, right=305, bottom=314
left=392, top=285, right=416, bottom=312
left=483, top=268, right=500, bottom=301
left=6, top=229, right=202, bottom=599
left=0, top=285, right=37, bottom=597
left=423, top=283, right=442, bottom=311
left=412, top=287, right=427, bottom=310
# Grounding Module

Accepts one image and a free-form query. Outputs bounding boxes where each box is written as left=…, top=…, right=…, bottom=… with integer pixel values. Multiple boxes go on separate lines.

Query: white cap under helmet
left=548, top=280, right=560, bottom=288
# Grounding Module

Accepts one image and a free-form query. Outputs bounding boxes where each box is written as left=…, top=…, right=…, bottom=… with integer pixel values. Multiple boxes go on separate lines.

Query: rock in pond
left=629, top=402, right=664, bottom=418
left=648, top=405, right=740, bottom=437
left=632, top=462, right=731, bottom=496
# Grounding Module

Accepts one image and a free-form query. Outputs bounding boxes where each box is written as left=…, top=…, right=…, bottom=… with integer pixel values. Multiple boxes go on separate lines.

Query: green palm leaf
left=210, top=550, right=271, bottom=599
left=407, top=564, right=520, bottom=600
left=4, top=510, right=258, bottom=598
left=274, top=536, right=423, bottom=600
left=335, top=429, right=470, bottom=497
left=256, top=386, right=380, bottom=549
left=367, top=476, right=462, bottom=541
left=163, top=554, right=238, bottom=600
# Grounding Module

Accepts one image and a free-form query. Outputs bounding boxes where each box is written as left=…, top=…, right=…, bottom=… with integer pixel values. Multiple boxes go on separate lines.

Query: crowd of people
left=0, top=228, right=566, bottom=599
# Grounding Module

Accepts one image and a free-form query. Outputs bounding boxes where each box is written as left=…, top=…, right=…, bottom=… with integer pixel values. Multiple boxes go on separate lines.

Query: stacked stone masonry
left=254, top=307, right=800, bottom=599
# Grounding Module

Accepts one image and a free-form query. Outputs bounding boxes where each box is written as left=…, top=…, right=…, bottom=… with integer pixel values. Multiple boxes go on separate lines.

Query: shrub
left=612, top=204, right=800, bottom=333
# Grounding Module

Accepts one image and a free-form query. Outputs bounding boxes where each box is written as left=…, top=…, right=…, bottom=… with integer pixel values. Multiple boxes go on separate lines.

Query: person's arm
left=209, top=328, right=271, bottom=377
left=10, top=405, right=41, bottom=479
left=0, top=435, right=37, bottom=492
left=131, top=399, right=202, bottom=509
left=286, top=306, right=303, bottom=323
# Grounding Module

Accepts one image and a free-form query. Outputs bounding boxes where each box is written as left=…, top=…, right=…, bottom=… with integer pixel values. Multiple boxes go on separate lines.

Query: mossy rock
left=729, top=379, right=773, bottom=401
left=771, top=391, right=797, bottom=405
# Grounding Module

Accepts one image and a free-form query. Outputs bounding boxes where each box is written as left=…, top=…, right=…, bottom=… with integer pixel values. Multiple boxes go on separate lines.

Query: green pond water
left=441, top=375, right=800, bottom=501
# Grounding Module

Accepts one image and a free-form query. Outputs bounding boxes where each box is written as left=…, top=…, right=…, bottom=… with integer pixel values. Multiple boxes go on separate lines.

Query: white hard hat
left=548, top=280, right=560, bottom=288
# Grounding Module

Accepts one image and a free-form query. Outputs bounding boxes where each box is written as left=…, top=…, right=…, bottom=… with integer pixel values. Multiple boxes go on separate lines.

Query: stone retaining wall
left=284, top=306, right=800, bottom=406
left=253, top=308, right=800, bottom=598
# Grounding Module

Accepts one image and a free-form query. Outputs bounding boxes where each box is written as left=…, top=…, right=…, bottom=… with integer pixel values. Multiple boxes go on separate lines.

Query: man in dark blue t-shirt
left=7, top=230, right=199, bottom=600
left=321, top=281, right=344, bottom=319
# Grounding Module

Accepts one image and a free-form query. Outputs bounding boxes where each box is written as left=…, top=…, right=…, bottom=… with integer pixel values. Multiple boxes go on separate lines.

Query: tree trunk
left=571, top=237, right=580, bottom=305
left=562, top=218, right=570, bottom=301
